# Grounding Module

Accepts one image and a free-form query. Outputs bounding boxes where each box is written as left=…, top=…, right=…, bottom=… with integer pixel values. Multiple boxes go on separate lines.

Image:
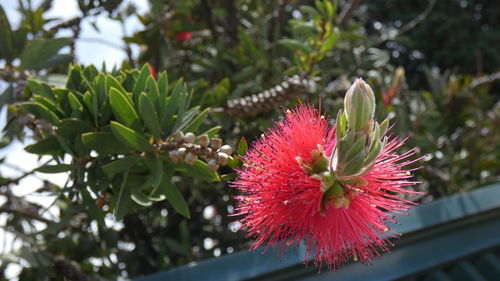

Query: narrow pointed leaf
left=102, top=154, right=142, bottom=176
left=25, top=136, right=61, bottom=154
left=162, top=79, right=183, bottom=126
left=131, top=189, right=153, bottom=207
left=21, top=102, right=59, bottom=124
left=160, top=175, right=190, bottom=218
left=238, top=136, right=248, bottom=155
left=35, top=164, right=76, bottom=173
left=109, top=121, right=154, bottom=152
left=132, top=64, right=151, bottom=103
left=139, top=93, right=161, bottom=139
left=114, top=171, right=131, bottom=221
left=109, top=87, right=140, bottom=129
left=183, top=107, right=210, bottom=133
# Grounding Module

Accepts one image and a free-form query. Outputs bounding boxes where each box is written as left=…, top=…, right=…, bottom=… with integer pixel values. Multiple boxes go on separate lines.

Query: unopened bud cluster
left=331, top=78, right=388, bottom=180
left=160, top=131, right=233, bottom=171
left=226, top=74, right=315, bottom=118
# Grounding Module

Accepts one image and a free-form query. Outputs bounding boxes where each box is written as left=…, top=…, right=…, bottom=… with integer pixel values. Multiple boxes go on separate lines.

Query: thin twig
left=0, top=169, right=36, bottom=186
left=0, top=207, right=52, bottom=224
left=46, top=17, right=82, bottom=35
left=377, top=0, right=437, bottom=44
left=470, top=71, right=500, bottom=89
left=77, top=37, right=128, bottom=52
left=337, top=0, right=364, bottom=26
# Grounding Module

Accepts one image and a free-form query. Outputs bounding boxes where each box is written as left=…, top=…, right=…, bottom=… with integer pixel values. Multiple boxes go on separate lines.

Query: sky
left=0, top=0, right=148, bottom=278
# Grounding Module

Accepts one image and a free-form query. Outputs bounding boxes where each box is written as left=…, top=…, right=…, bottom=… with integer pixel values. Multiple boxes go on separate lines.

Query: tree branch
left=337, top=0, right=364, bottom=26
left=377, top=0, right=437, bottom=44
left=0, top=207, right=52, bottom=224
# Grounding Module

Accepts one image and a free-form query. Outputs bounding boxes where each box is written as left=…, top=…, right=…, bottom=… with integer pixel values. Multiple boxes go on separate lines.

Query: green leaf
left=158, top=71, right=168, bottom=99
left=35, top=164, right=76, bottom=173
left=81, top=188, right=105, bottom=225
left=72, top=132, right=88, bottom=157
left=279, top=38, right=312, bottom=54
left=11, top=27, right=28, bottom=57
left=227, top=156, right=242, bottom=169
left=145, top=76, right=160, bottom=105
left=114, top=171, right=131, bottom=221
left=102, top=154, right=142, bottom=176
left=162, top=79, right=183, bottom=126
left=201, top=126, right=221, bottom=138
left=344, top=136, right=366, bottom=161
left=66, top=65, right=84, bottom=93
left=94, top=73, right=107, bottom=107
left=238, top=136, right=248, bottom=155
left=220, top=173, right=236, bottom=181
left=109, top=87, right=140, bottom=129
left=25, top=136, right=61, bottom=154
left=363, top=139, right=382, bottom=167
left=299, top=5, right=320, bottom=19
left=183, top=107, right=210, bottom=133
left=40, top=54, right=73, bottom=70
left=55, top=133, right=75, bottom=156
left=57, top=119, right=93, bottom=140
left=66, top=93, right=82, bottom=116
left=144, top=154, right=163, bottom=190
left=105, top=75, right=127, bottom=96
left=176, top=160, right=220, bottom=182
left=33, top=95, right=64, bottom=116
left=0, top=86, right=13, bottom=109
left=0, top=6, right=14, bottom=62
left=109, top=121, right=154, bottom=152
left=131, top=189, right=153, bottom=207
left=239, top=30, right=260, bottom=59
left=139, top=93, right=161, bottom=139
left=379, top=118, right=389, bottom=136
left=81, top=132, right=131, bottom=154
left=20, top=38, right=72, bottom=70
left=336, top=110, right=347, bottom=139
left=21, top=102, right=59, bottom=124
left=132, top=64, right=151, bottom=103
left=341, top=150, right=365, bottom=177
left=26, top=79, right=54, bottom=99
left=173, top=106, right=200, bottom=132
left=159, top=175, right=190, bottom=218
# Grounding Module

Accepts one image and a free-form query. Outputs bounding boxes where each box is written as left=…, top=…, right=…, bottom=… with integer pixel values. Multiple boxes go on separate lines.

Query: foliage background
left=0, top=0, right=498, bottom=280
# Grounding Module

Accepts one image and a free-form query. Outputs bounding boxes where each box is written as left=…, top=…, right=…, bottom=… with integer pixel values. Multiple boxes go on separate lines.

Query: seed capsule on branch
left=198, top=134, right=210, bottom=147
left=160, top=131, right=234, bottom=170
left=225, top=74, right=315, bottom=118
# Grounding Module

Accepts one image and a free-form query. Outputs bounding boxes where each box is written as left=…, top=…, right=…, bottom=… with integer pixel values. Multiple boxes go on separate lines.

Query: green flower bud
left=344, top=78, right=375, bottom=133
left=332, top=79, right=388, bottom=180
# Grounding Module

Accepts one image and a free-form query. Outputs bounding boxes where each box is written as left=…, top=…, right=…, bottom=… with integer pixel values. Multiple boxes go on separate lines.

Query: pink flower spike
left=232, top=104, right=423, bottom=270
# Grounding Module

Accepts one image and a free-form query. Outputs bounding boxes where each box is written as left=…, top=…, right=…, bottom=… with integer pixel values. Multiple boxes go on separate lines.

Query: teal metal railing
left=134, top=183, right=500, bottom=281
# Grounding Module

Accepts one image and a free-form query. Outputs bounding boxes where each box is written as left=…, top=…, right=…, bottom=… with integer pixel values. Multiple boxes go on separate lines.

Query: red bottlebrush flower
left=232, top=104, right=422, bottom=270
left=148, top=64, right=157, bottom=79
left=176, top=31, right=192, bottom=42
